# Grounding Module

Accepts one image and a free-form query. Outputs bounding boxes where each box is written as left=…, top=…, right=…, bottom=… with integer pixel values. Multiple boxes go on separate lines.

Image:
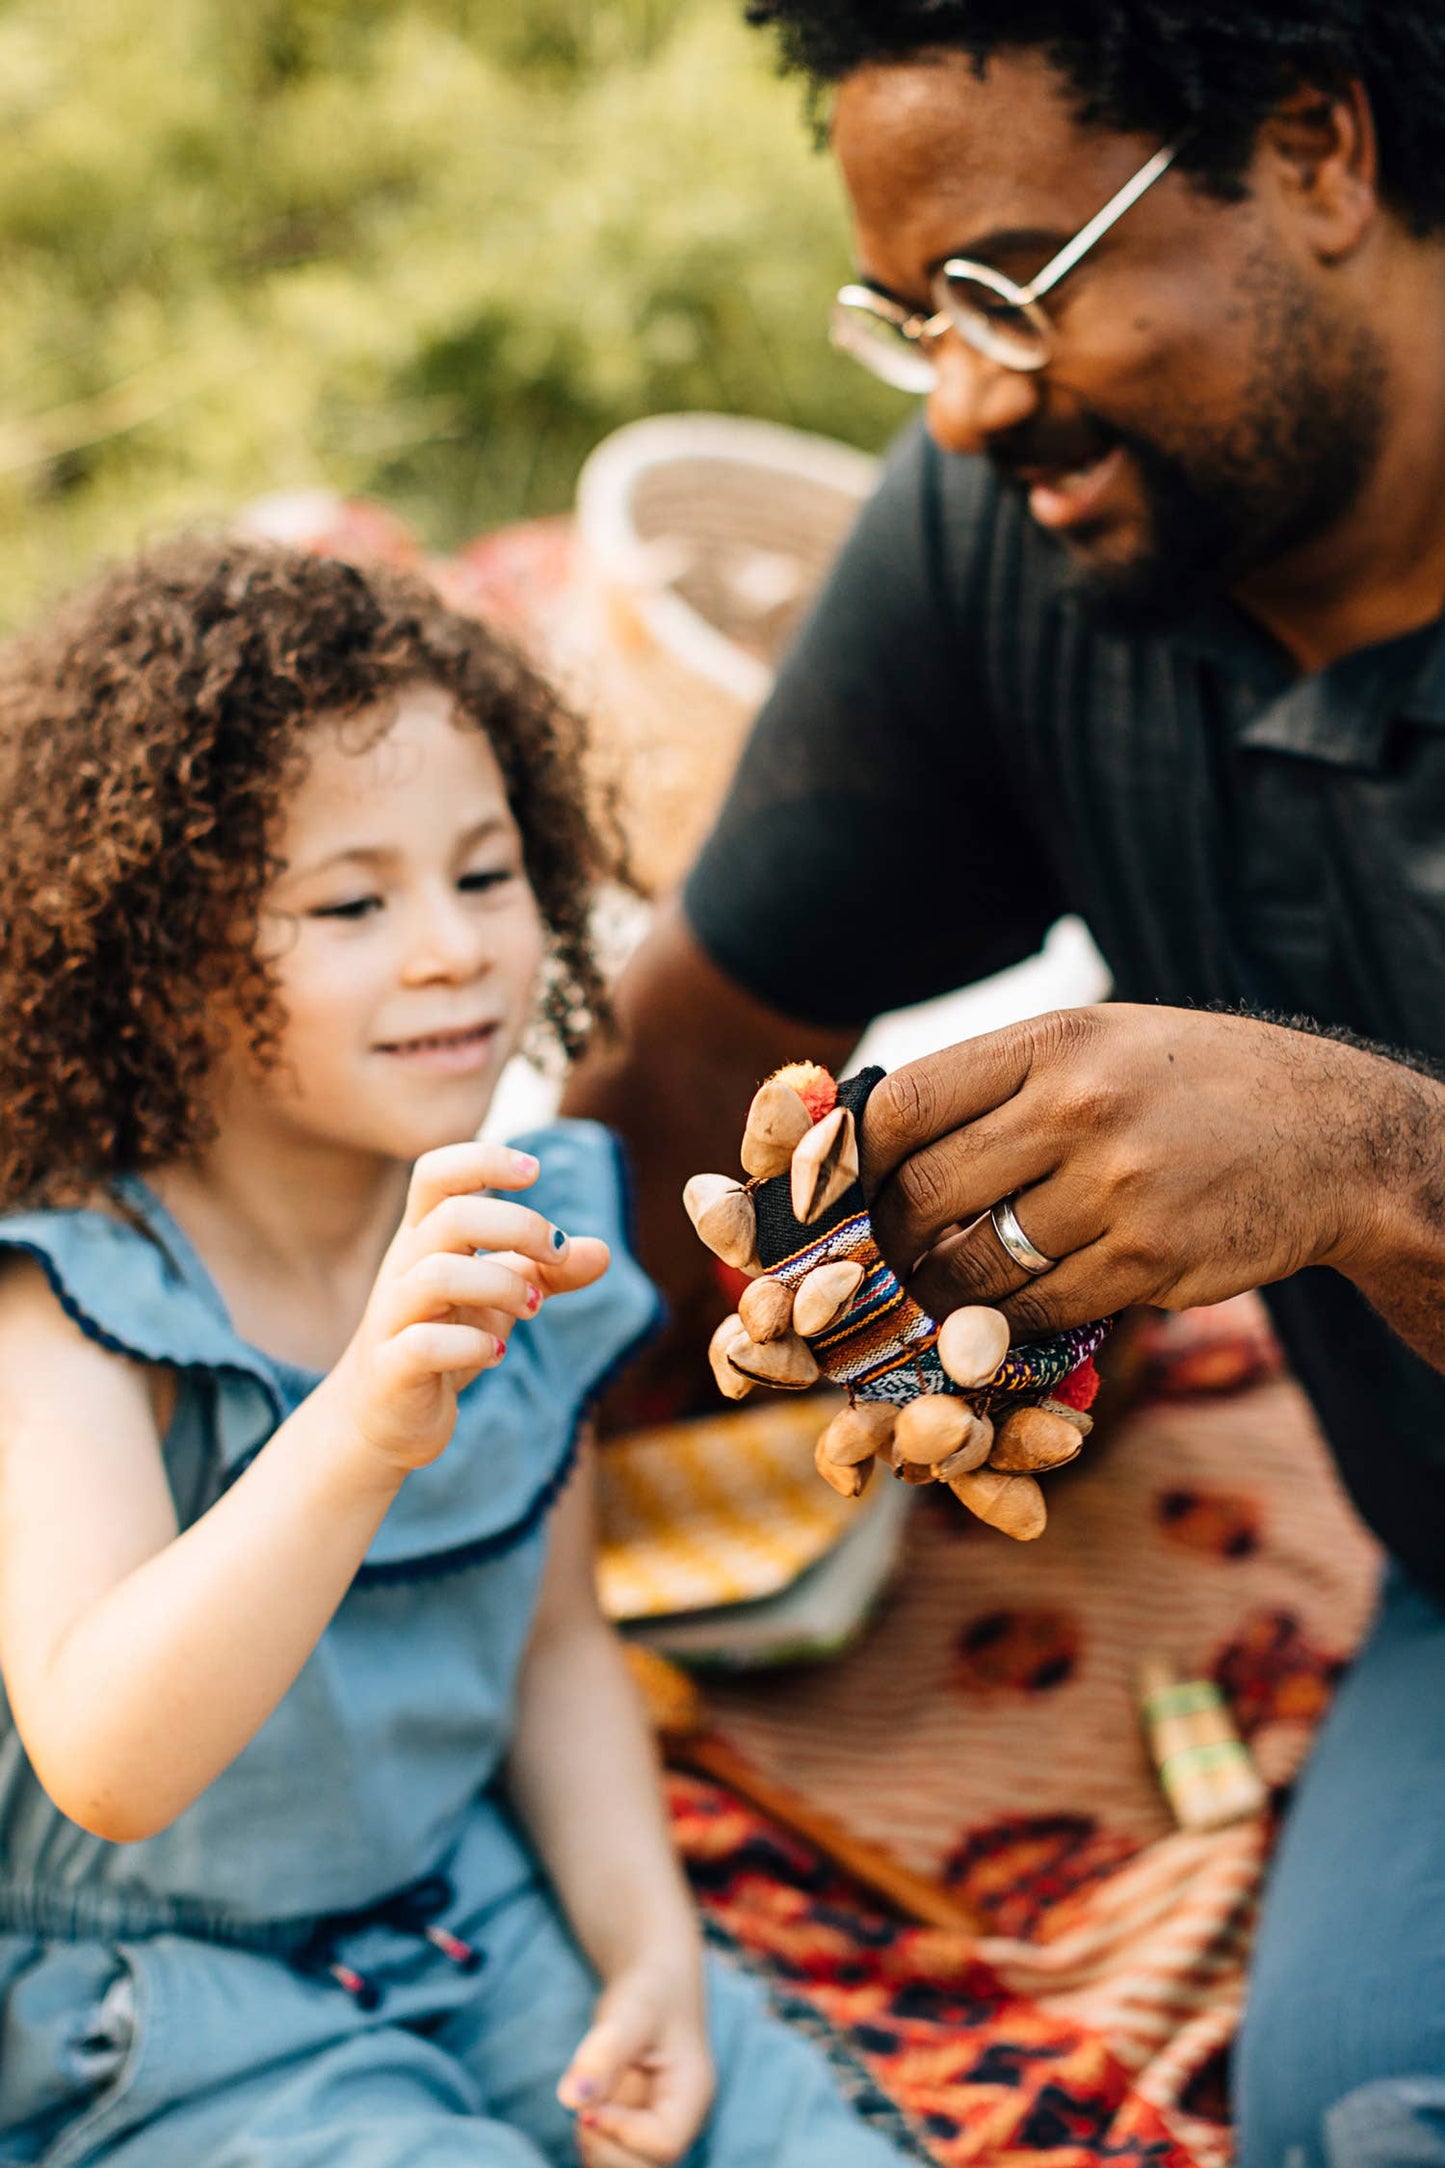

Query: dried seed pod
left=891, top=1447, right=938, bottom=1486
left=934, top=1412, right=994, bottom=1479
left=793, top=1260, right=865, bottom=1338
left=989, top=1404, right=1085, bottom=1474
left=740, top=1078, right=814, bottom=1180
left=725, top=1330, right=821, bottom=1392
left=946, top=1466, right=1048, bottom=1541
left=790, top=1106, right=860, bottom=1225
left=683, top=1174, right=761, bottom=1275
left=738, top=1275, right=795, bottom=1344
left=818, top=1401, right=895, bottom=1469
left=814, top=1435, right=872, bottom=1499
left=817, top=1401, right=896, bottom=1468
left=1039, top=1396, right=1094, bottom=1438
left=893, top=1393, right=973, bottom=1466
left=937, top=1306, right=1011, bottom=1390
left=708, top=1316, right=754, bottom=1402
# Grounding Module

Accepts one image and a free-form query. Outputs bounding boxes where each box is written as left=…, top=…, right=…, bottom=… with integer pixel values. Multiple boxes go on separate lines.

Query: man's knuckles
left=861, top=1063, right=936, bottom=1181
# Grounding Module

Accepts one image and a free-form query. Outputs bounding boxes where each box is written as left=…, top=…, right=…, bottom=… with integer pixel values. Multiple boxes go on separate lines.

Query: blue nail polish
left=550, top=1227, right=568, bottom=1253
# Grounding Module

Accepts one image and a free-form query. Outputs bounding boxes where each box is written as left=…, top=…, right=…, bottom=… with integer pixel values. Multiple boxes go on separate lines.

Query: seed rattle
left=684, top=1062, right=1110, bottom=1540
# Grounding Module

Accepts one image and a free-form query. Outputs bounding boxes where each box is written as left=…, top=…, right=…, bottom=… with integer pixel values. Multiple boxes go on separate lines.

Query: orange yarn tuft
left=770, top=1062, right=837, bottom=1124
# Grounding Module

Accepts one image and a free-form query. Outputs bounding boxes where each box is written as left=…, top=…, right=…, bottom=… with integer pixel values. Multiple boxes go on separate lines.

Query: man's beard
left=991, top=250, right=1389, bottom=637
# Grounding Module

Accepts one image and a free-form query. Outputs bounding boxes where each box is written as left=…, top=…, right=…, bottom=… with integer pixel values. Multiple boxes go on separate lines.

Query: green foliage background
left=0, top=0, right=901, bottom=630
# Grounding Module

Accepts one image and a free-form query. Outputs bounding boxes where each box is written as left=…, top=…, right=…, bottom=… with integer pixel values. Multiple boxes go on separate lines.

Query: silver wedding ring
left=990, top=1194, right=1056, bottom=1276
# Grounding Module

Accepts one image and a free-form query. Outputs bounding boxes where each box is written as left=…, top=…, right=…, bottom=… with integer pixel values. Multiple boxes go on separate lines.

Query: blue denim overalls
left=0, top=1122, right=909, bottom=2168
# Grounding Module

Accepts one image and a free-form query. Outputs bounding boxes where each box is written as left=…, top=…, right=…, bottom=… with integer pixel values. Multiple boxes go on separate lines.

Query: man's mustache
left=988, top=413, right=1121, bottom=484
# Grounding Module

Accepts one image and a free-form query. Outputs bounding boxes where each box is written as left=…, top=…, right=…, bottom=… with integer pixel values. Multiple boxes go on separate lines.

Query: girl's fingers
left=582, top=2101, right=683, bottom=2165
left=415, top=1195, right=572, bottom=1271
left=533, top=1234, right=610, bottom=1295
left=486, top=1238, right=611, bottom=1299
left=577, top=2126, right=656, bottom=2168
left=558, top=2019, right=638, bottom=2114
left=389, top=1254, right=540, bottom=1331
left=579, top=2046, right=712, bottom=2165
left=388, top=1320, right=503, bottom=1381
left=403, top=1141, right=540, bottom=1225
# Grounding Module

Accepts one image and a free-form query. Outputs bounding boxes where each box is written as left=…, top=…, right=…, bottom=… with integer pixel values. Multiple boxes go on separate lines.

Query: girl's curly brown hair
left=0, top=535, right=621, bottom=1210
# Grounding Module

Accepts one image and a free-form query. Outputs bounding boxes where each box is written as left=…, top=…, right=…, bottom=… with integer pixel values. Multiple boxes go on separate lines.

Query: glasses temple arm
left=1022, top=144, right=1177, bottom=304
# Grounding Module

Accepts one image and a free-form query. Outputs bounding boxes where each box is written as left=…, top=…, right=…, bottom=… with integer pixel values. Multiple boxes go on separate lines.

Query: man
left=569, top=8, right=1445, bottom=2160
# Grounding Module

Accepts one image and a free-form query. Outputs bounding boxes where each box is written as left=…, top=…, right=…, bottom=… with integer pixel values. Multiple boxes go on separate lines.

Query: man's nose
left=926, top=335, right=1041, bottom=457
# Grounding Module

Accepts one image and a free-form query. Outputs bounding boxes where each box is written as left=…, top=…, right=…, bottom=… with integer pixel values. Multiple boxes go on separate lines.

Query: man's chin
left=1059, top=529, right=1212, bottom=638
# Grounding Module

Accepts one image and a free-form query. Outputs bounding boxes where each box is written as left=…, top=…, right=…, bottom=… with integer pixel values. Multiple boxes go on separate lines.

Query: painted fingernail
left=510, top=1150, right=539, bottom=1176
left=525, top=1285, right=542, bottom=1314
left=491, top=1336, right=507, bottom=1363
left=550, top=1226, right=569, bottom=1254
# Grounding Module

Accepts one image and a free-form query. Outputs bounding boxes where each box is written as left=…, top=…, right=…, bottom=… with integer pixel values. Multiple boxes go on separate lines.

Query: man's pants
left=1236, top=1567, right=1445, bottom=2166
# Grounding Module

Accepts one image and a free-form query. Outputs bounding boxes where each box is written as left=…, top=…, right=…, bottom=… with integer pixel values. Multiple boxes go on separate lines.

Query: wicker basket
left=574, top=414, right=878, bottom=896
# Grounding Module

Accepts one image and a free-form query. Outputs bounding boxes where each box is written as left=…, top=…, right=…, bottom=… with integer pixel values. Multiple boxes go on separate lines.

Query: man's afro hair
left=745, top=1, right=1445, bottom=233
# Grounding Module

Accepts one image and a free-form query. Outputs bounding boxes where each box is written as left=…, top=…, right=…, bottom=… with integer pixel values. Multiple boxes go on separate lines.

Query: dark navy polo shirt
left=685, top=422, right=1445, bottom=1592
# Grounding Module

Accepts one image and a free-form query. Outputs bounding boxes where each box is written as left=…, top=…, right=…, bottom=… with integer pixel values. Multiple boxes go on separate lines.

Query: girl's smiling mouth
left=374, top=1022, right=500, bottom=1075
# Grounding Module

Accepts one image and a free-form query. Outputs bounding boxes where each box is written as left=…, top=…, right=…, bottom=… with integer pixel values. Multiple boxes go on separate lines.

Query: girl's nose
left=401, top=893, right=490, bottom=985
left=926, top=336, right=1042, bottom=459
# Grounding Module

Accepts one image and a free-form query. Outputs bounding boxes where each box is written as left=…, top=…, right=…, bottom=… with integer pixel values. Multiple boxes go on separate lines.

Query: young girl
left=0, top=541, right=908, bottom=2168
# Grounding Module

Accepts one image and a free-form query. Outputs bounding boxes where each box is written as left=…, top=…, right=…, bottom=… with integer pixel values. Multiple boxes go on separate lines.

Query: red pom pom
left=713, top=1259, right=753, bottom=1309
left=771, top=1062, right=838, bottom=1124
left=1053, top=1356, right=1100, bottom=1412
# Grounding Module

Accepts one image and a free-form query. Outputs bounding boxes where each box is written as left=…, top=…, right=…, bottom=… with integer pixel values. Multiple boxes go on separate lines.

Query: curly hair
left=744, top=1, right=1445, bottom=233
left=0, top=536, right=620, bottom=1209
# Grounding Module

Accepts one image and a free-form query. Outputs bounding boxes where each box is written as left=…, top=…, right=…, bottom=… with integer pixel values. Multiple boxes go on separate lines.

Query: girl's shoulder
left=0, top=1188, right=257, bottom=1384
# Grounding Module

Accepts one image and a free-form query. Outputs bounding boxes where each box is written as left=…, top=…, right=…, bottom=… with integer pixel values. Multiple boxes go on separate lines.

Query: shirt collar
left=1170, top=599, right=1445, bottom=770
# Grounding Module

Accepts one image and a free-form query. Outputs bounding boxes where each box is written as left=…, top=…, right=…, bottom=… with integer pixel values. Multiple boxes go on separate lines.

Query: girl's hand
left=331, top=1140, right=610, bottom=1474
left=558, top=1961, right=714, bottom=2168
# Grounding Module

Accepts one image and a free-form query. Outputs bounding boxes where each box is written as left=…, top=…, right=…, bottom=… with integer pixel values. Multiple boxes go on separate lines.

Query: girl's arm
left=0, top=1141, right=605, bottom=1843
left=505, top=1439, right=712, bottom=2162
left=0, top=1257, right=404, bottom=1841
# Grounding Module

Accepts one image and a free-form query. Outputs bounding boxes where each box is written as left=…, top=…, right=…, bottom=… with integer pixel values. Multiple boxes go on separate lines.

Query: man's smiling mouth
left=1016, top=445, right=1128, bottom=532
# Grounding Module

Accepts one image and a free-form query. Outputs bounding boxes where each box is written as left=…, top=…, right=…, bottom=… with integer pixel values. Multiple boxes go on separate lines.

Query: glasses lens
left=829, top=298, right=937, bottom=395
left=937, top=268, right=1049, bottom=371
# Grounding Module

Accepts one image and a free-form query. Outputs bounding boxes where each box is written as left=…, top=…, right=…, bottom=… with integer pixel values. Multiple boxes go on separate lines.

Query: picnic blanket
left=664, top=1301, right=1381, bottom=2165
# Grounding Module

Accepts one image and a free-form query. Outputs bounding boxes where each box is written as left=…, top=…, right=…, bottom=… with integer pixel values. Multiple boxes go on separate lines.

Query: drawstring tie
left=293, top=1873, right=484, bottom=2010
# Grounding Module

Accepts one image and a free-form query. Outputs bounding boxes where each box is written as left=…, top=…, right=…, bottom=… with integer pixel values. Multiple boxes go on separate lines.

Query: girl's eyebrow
left=289, top=816, right=514, bottom=881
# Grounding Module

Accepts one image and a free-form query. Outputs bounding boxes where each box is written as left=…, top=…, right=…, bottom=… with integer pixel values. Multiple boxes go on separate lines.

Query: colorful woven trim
left=766, top=1214, right=1110, bottom=1412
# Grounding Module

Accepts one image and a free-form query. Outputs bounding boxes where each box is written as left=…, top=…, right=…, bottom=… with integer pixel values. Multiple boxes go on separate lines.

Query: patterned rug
left=666, top=1303, right=1381, bottom=2165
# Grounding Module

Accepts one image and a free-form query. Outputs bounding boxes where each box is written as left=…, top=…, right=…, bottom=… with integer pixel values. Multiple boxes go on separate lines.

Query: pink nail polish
left=526, top=1285, right=542, bottom=1314
left=510, top=1150, right=539, bottom=1176
left=492, top=1337, right=507, bottom=1363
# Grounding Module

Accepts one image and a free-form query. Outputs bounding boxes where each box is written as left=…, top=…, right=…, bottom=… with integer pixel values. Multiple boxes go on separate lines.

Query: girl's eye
left=458, top=869, right=516, bottom=895
left=309, top=896, right=382, bottom=922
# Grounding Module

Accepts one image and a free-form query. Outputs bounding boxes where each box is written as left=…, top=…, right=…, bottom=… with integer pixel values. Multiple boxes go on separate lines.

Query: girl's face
left=235, top=684, right=547, bottom=1165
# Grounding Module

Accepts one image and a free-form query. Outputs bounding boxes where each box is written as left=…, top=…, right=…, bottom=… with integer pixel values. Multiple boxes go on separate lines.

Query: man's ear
left=1256, top=80, right=1379, bottom=264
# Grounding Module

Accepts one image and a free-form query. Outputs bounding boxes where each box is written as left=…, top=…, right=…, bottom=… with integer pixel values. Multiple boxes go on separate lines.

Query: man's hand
left=861, top=1005, right=1435, bottom=1345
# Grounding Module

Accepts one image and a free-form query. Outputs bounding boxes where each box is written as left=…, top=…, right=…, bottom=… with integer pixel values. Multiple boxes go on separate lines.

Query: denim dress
left=0, top=1123, right=909, bottom=2168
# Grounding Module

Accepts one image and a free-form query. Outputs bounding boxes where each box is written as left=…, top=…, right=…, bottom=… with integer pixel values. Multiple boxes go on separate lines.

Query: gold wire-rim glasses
left=832, top=143, right=1178, bottom=388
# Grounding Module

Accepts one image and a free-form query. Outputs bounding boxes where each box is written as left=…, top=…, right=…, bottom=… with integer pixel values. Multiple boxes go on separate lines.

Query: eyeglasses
left=831, top=143, right=1177, bottom=389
